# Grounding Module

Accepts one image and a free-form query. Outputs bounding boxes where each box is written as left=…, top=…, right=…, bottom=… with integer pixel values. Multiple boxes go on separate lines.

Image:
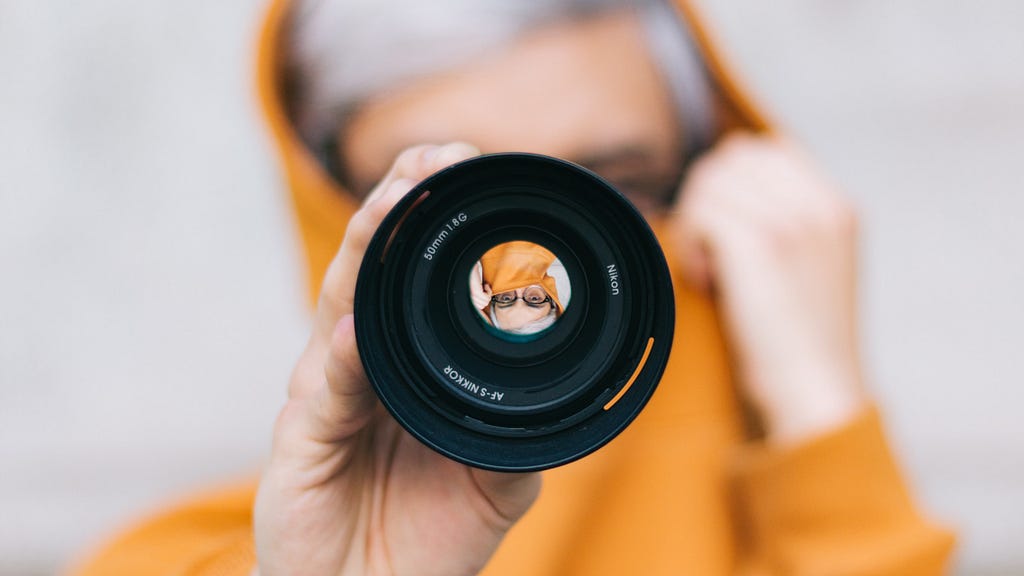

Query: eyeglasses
left=491, top=286, right=552, bottom=309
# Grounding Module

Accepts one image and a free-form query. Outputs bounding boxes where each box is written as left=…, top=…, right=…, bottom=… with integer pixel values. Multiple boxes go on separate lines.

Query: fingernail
left=420, top=145, right=443, bottom=164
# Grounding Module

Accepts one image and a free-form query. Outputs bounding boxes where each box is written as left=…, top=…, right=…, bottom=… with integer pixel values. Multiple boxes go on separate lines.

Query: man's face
left=339, top=9, right=684, bottom=216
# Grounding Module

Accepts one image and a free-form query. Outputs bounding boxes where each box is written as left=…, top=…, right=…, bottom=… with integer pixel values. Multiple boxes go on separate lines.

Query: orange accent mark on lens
left=381, top=190, right=431, bottom=262
left=603, top=337, right=654, bottom=410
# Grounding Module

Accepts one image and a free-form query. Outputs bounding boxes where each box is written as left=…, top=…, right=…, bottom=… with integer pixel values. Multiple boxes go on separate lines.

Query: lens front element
left=469, top=241, right=572, bottom=339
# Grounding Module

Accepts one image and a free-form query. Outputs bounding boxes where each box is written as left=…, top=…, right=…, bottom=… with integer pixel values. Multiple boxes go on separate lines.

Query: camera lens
left=354, top=153, right=674, bottom=472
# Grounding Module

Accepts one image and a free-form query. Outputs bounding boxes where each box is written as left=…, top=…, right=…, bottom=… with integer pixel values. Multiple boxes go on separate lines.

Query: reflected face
left=339, top=9, right=684, bottom=215
left=471, top=240, right=571, bottom=336
left=492, top=286, right=554, bottom=331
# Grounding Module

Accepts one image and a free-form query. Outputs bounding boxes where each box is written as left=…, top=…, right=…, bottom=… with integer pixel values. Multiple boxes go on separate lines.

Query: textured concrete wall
left=1, top=1, right=1021, bottom=574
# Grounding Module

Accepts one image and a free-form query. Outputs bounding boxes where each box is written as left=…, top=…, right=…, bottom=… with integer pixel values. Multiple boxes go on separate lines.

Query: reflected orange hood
left=480, top=241, right=564, bottom=313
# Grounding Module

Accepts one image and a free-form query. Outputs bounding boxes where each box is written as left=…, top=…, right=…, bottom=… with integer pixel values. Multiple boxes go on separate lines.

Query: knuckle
left=392, top=144, right=434, bottom=176
left=345, top=206, right=380, bottom=246
left=431, top=141, right=479, bottom=168
left=327, top=324, right=363, bottom=385
left=271, top=399, right=305, bottom=443
left=328, top=332, right=353, bottom=372
left=364, top=194, right=393, bottom=223
left=287, top=348, right=321, bottom=399
left=394, top=144, right=426, bottom=165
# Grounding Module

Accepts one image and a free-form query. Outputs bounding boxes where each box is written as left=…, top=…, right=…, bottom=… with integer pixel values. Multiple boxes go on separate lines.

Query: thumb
left=311, top=142, right=482, bottom=353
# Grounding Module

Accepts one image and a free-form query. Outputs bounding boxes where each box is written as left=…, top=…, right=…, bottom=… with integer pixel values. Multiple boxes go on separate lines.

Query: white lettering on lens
left=422, top=229, right=448, bottom=260
left=443, top=364, right=480, bottom=394
left=444, top=212, right=469, bottom=231
left=478, top=387, right=504, bottom=401
left=607, top=264, right=620, bottom=296
left=423, top=212, right=468, bottom=260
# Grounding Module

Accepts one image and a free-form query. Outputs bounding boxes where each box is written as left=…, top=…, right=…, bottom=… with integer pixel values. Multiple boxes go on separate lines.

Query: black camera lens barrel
left=354, top=153, right=675, bottom=472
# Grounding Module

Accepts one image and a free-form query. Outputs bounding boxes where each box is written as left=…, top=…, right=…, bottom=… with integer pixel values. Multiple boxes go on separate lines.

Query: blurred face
left=492, top=285, right=554, bottom=331
left=339, top=9, right=684, bottom=216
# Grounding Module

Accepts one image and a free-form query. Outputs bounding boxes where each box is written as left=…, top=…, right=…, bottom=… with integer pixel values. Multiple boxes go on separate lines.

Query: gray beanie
left=287, top=0, right=715, bottom=163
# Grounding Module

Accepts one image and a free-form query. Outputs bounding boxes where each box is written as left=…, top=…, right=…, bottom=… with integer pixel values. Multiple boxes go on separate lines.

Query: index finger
left=311, top=142, right=481, bottom=349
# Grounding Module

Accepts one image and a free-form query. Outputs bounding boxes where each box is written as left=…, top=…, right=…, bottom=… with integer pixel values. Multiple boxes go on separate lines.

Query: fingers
left=672, top=135, right=760, bottom=290
left=303, top=314, right=378, bottom=444
left=669, top=132, right=865, bottom=442
left=312, top=142, right=481, bottom=349
left=672, top=133, right=856, bottom=291
left=280, top=142, right=481, bottom=450
left=271, top=315, right=374, bottom=465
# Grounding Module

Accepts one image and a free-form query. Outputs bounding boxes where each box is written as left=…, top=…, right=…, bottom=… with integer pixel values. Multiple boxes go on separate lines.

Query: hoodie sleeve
left=731, top=407, right=956, bottom=576
left=70, top=481, right=257, bottom=576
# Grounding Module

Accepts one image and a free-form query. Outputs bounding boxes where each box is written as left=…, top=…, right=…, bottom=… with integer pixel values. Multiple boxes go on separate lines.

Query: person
left=74, top=0, right=956, bottom=574
left=470, top=241, right=565, bottom=335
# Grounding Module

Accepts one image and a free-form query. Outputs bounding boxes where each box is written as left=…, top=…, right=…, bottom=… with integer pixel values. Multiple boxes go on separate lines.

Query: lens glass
left=469, top=241, right=572, bottom=336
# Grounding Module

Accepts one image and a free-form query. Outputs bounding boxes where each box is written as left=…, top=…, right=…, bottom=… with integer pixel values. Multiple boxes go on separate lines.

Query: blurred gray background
left=0, top=0, right=1021, bottom=574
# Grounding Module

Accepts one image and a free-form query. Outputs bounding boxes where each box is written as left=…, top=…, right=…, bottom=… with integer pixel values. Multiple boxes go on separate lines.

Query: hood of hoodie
left=254, top=0, right=769, bottom=306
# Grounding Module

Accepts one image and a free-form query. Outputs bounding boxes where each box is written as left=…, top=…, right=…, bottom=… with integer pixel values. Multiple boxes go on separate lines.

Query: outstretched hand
left=254, top=143, right=541, bottom=576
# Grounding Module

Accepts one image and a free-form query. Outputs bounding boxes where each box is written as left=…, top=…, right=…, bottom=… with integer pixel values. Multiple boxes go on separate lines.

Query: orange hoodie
left=72, top=0, right=955, bottom=574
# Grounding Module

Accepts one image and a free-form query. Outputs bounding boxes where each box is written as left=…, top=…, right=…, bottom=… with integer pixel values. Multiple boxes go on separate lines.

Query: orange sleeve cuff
left=70, top=480, right=258, bottom=576
left=732, top=407, right=955, bottom=575
left=185, top=536, right=257, bottom=576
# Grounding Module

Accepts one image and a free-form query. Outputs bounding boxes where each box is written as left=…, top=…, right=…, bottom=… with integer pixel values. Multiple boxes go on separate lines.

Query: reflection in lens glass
left=469, top=241, right=571, bottom=336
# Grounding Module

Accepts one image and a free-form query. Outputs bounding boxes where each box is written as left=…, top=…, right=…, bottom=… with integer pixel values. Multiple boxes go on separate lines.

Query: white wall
left=0, top=2, right=307, bottom=574
left=0, top=1, right=1021, bottom=574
